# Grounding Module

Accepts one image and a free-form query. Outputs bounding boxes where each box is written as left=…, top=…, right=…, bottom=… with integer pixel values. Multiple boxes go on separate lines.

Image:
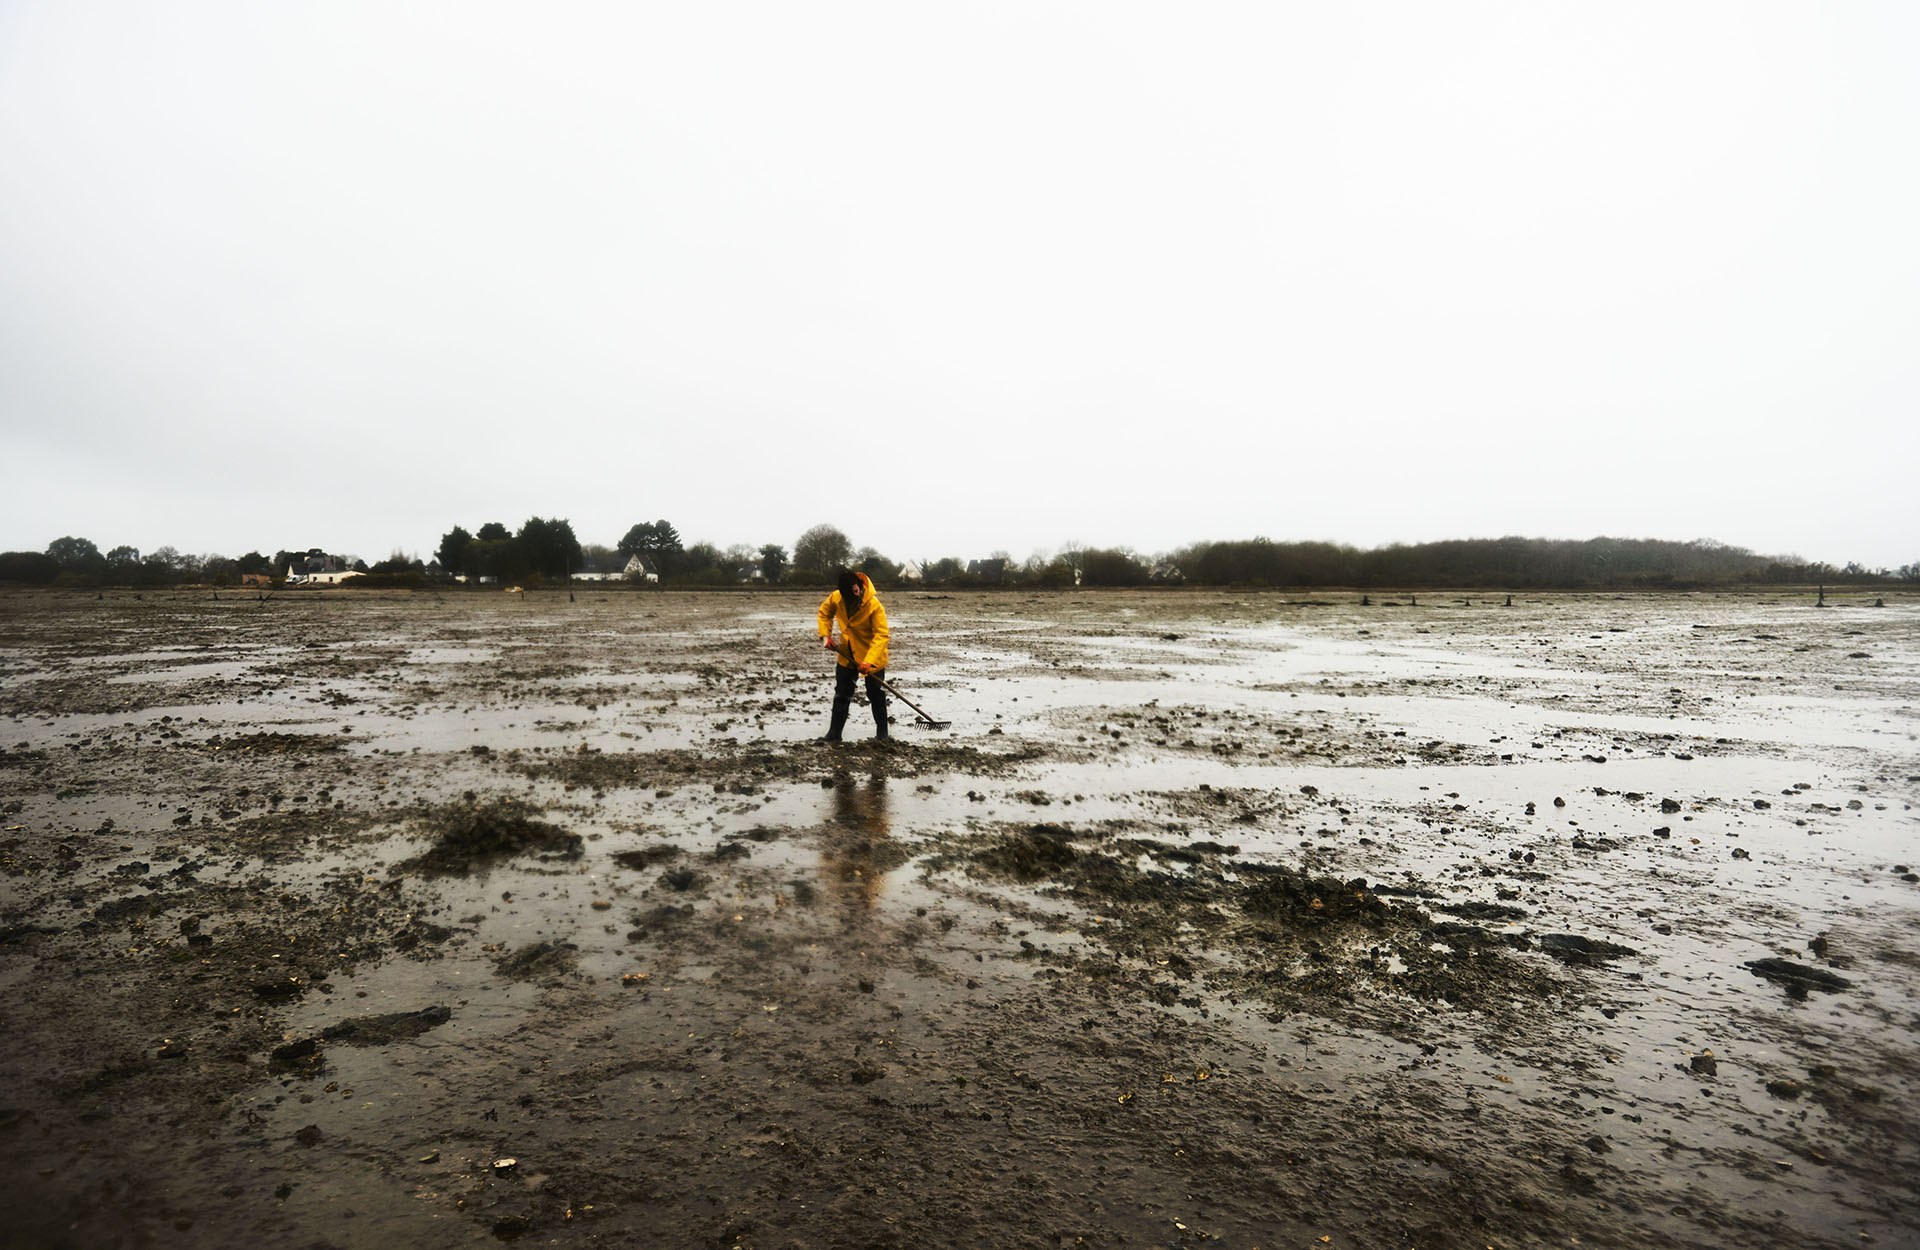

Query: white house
left=284, top=550, right=358, bottom=585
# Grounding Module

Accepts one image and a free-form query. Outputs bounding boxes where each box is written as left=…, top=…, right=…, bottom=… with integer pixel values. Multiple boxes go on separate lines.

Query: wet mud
left=1, top=587, right=1916, bottom=1248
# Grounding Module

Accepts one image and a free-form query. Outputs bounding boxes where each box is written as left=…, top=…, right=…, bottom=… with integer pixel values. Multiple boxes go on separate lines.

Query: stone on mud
left=319, top=1004, right=453, bottom=1047
left=1537, top=934, right=1639, bottom=964
left=1744, top=958, right=1852, bottom=992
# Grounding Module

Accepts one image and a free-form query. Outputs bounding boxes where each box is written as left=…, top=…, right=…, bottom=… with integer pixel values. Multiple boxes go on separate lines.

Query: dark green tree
left=476, top=522, right=511, bottom=542
left=792, top=524, right=852, bottom=577
left=0, top=552, right=59, bottom=583
left=436, top=527, right=474, bottom=576
left=852, top=546, right=899, bottom=584
left=464, top=537, right=528, bottom=583
left=517, top=517, right=583, bottom=580
left=1081, top=548, right=1147, bottom=586
left=759, top=544, right=788, bottom=583
left=923, top=556, right=968, bottom=586
left=619, top=520, right=683, bottom=576
left=142, top=548, right=184, bottom=583
left=675, top=541, right=728, bottom=585
left=371, top=551, right=424, bottom=574
left=46, top=536, right=105, bottom=574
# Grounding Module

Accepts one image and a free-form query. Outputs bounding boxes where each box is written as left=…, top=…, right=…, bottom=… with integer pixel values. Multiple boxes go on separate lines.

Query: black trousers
left=830, top=663, right=888, bottom=739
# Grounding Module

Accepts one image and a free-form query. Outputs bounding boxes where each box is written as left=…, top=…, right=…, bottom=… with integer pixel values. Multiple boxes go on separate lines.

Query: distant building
left=573, top=552, right=631, bottom=582
left=284, top=549, right=355, bottom=585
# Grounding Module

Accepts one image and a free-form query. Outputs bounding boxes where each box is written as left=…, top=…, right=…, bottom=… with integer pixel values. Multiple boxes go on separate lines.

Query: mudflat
left=1, top=587, right=1915, bottom=1249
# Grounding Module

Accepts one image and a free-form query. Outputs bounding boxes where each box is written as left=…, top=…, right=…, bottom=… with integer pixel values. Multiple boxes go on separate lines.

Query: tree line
left=3, top=528, right=1916, bottom=591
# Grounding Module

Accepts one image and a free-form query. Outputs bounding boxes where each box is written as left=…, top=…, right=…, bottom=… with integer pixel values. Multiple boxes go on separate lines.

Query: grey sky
left=3, top=2, right=1916, bottom=569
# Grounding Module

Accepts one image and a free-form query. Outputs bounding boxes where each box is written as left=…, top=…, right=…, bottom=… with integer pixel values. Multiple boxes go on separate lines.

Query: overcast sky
left=3, top=2, right=1916, bottom=570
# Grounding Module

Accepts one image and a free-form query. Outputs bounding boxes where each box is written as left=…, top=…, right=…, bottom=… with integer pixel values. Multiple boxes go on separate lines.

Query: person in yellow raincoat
left=817, top=567, right=889, bottom=741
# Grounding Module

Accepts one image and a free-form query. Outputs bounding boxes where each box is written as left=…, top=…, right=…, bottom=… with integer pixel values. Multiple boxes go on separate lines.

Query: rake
left=876, top=676, right=951, bottom=729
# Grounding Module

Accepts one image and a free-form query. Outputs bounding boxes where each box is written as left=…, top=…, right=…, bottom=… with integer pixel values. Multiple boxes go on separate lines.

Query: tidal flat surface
left=1, top=586, right=1915, bottom=1249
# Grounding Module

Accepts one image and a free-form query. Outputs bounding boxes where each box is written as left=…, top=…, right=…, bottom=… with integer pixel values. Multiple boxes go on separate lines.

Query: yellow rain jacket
left=818, top=573, right=889, bottom=671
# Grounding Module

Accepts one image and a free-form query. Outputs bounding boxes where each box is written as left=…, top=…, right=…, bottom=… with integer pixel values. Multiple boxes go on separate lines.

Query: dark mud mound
left=404, top=797, right=582, bottom=874
left=612, top=845, right=680, bottom=871
left=944, top=826, right=1580, bottom=1039
left=973, top=824, right=1079, bottom=881
left=494, top=940, right=580, bottom=981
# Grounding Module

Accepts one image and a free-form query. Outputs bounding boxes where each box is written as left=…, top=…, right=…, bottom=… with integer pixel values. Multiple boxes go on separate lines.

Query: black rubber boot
left=828, top=665, right=854, bottom=742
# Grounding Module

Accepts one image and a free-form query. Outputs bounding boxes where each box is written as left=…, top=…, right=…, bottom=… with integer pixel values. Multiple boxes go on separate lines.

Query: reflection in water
left=818, top=765, right=892, bottom=910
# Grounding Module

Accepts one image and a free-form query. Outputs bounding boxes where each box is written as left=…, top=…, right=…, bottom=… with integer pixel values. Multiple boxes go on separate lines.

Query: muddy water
left=0, top=587, right=1914, bottom=1249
